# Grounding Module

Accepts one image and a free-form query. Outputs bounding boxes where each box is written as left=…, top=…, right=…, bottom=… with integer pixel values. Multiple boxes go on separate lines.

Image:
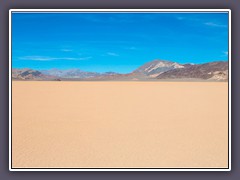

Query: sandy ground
left=12, top=81, right=228, bottom=168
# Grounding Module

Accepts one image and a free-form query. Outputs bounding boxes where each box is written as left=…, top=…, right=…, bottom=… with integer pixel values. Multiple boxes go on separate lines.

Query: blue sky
left=12, top=12, right=229, bottom=73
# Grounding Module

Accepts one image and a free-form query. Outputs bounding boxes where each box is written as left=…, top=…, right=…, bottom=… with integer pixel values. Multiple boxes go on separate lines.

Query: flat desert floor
left=12, top=81, right=228, bottom=168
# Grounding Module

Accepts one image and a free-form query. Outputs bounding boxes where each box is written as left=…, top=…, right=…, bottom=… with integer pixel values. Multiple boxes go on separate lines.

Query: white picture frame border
left=9, top=9, right=231, bottom=171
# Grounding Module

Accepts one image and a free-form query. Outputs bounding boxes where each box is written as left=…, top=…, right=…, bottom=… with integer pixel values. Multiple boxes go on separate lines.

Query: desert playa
left=12, top=81, right=228, bottom=168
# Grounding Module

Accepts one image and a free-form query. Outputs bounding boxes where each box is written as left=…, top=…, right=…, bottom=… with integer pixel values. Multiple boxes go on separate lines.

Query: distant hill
left=82, top=72, right=149, bottom=81
left=12, top=60, right=228, bottom=81
left=40, top=68, right=101, bottom=79
left=12, top=68, right=53, bottom=80
left=133, top=59, right=185, bottom=77
left=157, top=61, right=228, bottom=81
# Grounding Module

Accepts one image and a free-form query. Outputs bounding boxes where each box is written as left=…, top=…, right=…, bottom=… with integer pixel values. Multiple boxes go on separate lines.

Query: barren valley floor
left=12, top=81, right=228, bottom=168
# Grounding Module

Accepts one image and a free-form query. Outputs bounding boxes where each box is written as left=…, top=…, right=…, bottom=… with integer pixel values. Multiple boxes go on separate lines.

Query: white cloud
left=176, top=16, right=184, bottom=20
left=106, top=52, right=119, bottom=56
left=18, top=56, right=91, bottom=61
left=61, top=49, right=73, bottom=52
left=223, top=51, right=228, bottom=56
left=175, top=16, right=201, bottom=22
left=204, top=22, right=227, bottom=28
left=125, top=46, right=137, bottom=50
left=175, top=16, right=228, bottom=28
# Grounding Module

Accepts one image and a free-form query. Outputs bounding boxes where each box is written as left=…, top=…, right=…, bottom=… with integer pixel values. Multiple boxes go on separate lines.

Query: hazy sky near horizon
left=12, top=12, right=229, bottom=73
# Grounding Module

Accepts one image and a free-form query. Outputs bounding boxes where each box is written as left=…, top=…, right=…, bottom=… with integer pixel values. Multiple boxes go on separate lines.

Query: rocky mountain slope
left=133, top=59, right=185, bottom=77
left=12, top=68, right=51, bottom=80
left=12, top=60, right=228, bottom=81
left=157, top=61, right=228, bottom=81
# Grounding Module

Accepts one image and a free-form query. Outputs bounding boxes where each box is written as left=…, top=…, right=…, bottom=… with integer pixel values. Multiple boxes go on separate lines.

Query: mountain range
left=12, top=60, right=228, bottom=81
